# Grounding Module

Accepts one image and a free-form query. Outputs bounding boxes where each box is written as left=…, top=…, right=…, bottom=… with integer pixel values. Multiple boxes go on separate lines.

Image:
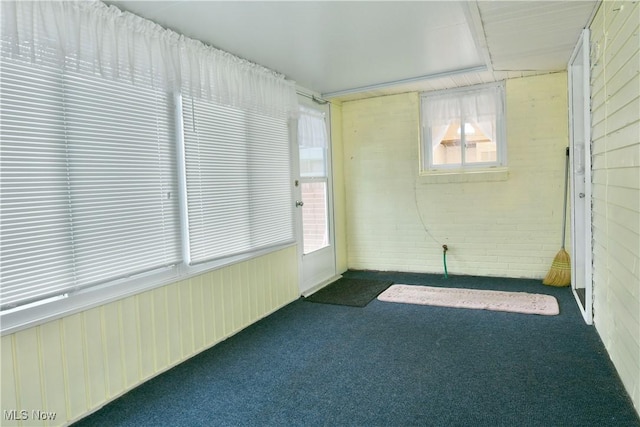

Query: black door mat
left=304, top=277, right=393, bottom=307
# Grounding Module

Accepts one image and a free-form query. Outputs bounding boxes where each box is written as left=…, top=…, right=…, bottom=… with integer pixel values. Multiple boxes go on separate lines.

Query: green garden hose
left=442, top=245, right=449, bottom=279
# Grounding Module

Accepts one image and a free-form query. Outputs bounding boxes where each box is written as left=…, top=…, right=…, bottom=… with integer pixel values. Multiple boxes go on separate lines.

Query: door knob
left=579, top=193, right=585, bottom=198
left=296, top=200, right=304, bottom=207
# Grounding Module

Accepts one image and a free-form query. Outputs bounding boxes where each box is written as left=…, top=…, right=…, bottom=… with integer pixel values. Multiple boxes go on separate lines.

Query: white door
left=293, top=97, right=338, bottom=295
left=568, top=29, right=593, bottom=325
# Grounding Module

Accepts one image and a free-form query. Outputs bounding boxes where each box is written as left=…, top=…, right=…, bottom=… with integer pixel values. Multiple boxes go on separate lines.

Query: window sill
left=1, top=242, right=296, bottom=336
left=418, top=167, right=509, bottom=184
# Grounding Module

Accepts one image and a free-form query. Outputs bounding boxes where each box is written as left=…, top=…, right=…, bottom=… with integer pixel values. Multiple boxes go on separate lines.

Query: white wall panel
left=590, top=0, right=640, bottom=414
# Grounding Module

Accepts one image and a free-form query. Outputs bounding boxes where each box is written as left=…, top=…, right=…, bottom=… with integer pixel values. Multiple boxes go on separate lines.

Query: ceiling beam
left=322, top=65, right=488, bottom=99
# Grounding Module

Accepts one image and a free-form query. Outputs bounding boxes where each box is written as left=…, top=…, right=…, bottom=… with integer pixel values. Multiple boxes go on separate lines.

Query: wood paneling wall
left=590, top=0, right=640, bottom=414
left=1, top=246, right=298, bottom=426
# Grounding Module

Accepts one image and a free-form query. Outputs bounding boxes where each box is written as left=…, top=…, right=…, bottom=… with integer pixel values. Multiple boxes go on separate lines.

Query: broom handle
left=561, top=147, right=570, bottom=249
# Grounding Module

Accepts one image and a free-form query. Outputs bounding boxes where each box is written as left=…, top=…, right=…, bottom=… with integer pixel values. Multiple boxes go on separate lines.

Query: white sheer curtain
left=298, top=106, right=328, bottom=148
left=0, top=0, right=298, bottom=117
left=1, top=1, right=181, bottom=90
left=180, top=37, right=298, bottom=118
left=422, top=84, right=504, bottom=140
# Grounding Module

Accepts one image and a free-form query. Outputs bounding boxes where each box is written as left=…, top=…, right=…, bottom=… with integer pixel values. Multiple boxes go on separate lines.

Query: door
left=293, top=97, right=338, bottom=295
left=568, top=29, right=593, bottom=325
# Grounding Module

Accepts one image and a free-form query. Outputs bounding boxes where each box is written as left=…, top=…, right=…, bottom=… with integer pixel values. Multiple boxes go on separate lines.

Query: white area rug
left=377, top=284, right=559, bottom=316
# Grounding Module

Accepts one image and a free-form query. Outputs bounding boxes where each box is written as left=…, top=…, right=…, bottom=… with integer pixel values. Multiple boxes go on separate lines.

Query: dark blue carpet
left=74, top=270, right=640, bottom=427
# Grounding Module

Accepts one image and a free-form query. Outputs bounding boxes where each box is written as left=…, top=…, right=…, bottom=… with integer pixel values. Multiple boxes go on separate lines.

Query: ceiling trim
left=322, top=65, right=488, bottom=99
left=463, top=0, right=493, bottom=73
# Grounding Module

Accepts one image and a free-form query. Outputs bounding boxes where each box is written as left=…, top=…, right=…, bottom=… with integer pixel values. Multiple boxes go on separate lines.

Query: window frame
left=0, top=59, right=297, bottom=336
left=420, top=81, right=507, bottom=173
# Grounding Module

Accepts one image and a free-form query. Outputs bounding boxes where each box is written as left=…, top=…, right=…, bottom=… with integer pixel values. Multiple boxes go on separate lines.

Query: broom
left=543, top=147, right=571, bottom=287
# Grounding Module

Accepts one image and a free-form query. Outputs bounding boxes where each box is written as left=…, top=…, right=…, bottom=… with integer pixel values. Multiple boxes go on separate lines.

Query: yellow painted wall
left=590, top=0, right=640, bottom=413
left=1, top=246, right=299, bottom=426
left=340, top=73, right=570, bottom=278
left=331, top=101, right=348, bottom=273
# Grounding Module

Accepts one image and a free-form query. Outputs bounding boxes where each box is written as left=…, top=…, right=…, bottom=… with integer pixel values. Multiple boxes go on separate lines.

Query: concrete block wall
left=340, top=73, right=570, bottom=279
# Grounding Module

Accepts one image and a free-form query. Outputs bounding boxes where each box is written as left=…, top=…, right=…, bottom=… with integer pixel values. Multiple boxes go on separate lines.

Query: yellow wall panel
left=230, top=263, right=245, bottom=331
left=178, top=280, right=195, bottom=358
left=241, top=262, right=253, bottom=324
left=247, top=258, right=259, bottom=318
left=119, top=298, right=140, bottom=389
left=190, top=275, right=206, bottom=352
left=210, top=268, right=226, bottom=342
left=60, top=314, right=88, bottom=420
left=165, top=283, right=183, bottom=366
left=147, top=289, right=167, bottom=373
left=37, top=322, right=66, bottom=427
left=82, top=308, right=106, bottom=407
left=1, top=247, right=299, bottom=425
left=200, top=274, right=215, bottom=345
left=14, top=328, right=43, bottom=418
left=1, top=335, right=18, bottom=426
left=220, top=267, right=235, bottom=335
left=101, top=304, right=125, bottom=399
left=136, top=292, right=157, bottom=380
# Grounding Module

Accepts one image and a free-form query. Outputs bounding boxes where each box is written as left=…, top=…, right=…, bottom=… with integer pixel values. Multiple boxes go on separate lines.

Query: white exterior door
left=293, top=97, right=338, bottom=295
left=568, top=29, right=593, bottom=325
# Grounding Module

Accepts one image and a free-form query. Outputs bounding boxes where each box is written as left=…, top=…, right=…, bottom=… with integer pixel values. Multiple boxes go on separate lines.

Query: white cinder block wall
left=590, top=0, right=640, bottom=412
left=341, top=73, right=570, bottom=279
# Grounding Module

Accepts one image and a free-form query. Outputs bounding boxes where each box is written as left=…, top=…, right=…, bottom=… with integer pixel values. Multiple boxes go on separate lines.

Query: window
left=180, top=96, right=294, bottom=265
left=297, top=105, right=330, bottom=254
left=421, top=82, right=505, bottom=172
left=0, top=1, right=298, bottom=333
left=0, top=47, right=181, bottom=311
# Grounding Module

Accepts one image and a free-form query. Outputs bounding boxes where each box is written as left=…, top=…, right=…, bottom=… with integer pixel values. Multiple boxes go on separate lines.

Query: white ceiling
left=105, top=1, right=599, bottom=100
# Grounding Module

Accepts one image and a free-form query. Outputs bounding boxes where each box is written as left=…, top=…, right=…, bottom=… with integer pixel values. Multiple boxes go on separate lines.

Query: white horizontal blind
left=182, top=97, right=294, bottom=264
left=0, top=46, right=181, bottom=310
left=1, top=46, right=75, bottom=309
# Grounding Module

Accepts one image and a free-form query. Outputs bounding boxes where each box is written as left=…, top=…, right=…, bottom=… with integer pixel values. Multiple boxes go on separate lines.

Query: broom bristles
left=543, top=248, right=571, bottom=287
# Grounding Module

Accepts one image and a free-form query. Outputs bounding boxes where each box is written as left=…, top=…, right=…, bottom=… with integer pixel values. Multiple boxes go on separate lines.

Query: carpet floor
left=74, top=270, right=640, bottom=427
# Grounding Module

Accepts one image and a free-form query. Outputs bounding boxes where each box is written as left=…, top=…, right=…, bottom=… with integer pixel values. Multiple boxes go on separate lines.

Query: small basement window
left=420, top=82, right=506, bottom=172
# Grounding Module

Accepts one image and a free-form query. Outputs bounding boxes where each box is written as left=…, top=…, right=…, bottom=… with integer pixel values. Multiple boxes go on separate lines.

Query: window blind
left=181, top=97, right=294, bottom=265
left=0, top=48, right=181, bottom=310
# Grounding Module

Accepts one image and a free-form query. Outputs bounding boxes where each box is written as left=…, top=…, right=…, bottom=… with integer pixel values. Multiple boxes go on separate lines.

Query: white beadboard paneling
left=478, top=1, right=598, bottom=70
left=590, top=0, right=640, bottom=415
